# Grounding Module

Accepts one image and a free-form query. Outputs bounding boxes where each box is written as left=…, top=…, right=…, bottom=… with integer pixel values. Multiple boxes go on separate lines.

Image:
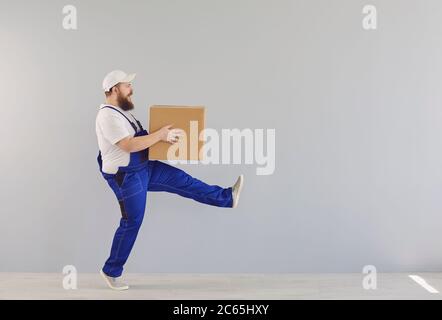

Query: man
left=95, top=70, right=244, bottom=290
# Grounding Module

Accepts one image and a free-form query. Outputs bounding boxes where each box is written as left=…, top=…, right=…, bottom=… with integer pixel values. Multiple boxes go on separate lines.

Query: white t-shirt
left=95, top=104, right=141, bottom=174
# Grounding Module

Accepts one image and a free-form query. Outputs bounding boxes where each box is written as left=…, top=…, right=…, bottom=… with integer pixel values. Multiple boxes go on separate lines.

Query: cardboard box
left=148, top=105, right=206, bottom=161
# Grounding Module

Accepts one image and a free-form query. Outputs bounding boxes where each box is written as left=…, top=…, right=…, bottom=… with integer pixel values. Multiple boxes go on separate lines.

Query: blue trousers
left=101, top=160, right=233, bottom=277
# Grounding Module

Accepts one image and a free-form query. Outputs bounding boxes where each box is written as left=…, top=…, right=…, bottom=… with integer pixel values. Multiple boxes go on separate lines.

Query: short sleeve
left=98, top=111, right=131, bottom=145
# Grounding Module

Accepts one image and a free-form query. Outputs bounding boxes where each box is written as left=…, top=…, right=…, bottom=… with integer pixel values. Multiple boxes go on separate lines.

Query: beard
left=117, top=93, right=134, bottom=111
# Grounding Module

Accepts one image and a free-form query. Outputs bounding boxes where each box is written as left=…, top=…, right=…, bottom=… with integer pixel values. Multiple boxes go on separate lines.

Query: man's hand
left=158, top=124, right=184, bottom=144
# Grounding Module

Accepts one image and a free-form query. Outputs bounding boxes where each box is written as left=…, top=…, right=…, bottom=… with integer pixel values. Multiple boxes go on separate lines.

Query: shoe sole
left=100, top=269, right=129, bottom=291
left=232, top=175, right=244, bottom=208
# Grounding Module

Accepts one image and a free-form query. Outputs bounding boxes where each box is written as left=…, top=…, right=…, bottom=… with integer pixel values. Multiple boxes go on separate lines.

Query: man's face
left=115, top=82, right=134, bottom=111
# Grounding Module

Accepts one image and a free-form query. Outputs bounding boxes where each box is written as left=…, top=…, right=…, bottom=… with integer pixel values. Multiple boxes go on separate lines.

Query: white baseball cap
left=102, top=70, right=136, bottom=92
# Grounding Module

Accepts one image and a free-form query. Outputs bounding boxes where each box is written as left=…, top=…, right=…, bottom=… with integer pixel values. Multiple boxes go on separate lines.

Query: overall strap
left=129, top=113, right=144, bottom=131
left=100, top=105, right=138, bottom=132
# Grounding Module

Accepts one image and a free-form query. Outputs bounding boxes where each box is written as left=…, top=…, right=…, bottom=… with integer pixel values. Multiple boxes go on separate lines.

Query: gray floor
left=1, top=273, right=442, bottom=300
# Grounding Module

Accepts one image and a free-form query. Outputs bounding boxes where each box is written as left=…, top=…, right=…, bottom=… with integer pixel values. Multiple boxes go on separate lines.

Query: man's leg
left=147, top=160, right=233, bottom=208
left=102, top=170, right=148, bottom=278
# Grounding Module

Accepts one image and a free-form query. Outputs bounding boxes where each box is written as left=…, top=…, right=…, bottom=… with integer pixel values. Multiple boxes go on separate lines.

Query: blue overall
left=97, top=106, right=233, bottom=277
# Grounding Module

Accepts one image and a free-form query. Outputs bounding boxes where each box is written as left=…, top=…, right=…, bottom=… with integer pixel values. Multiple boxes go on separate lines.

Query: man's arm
left=116, top=125, right=182, bottom=153
left=116, top=132, right=161, bottom=153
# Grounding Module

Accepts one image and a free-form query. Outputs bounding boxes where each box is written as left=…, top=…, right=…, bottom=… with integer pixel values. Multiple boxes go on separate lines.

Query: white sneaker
left=231, top=174, right=244, bottom=208
left=100, top=269, right=129, bottom=291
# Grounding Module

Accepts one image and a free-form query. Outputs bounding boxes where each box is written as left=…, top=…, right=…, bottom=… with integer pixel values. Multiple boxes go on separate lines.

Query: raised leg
left=147, top=160, right=233, bottom=208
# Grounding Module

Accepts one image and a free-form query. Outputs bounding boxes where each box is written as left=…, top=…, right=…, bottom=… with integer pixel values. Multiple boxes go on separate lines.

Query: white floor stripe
left=409, top=275, right=439, bottom=294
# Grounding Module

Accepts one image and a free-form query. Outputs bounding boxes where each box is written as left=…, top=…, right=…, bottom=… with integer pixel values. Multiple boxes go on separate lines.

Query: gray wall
left=1, top=0, right=442, bottom=273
